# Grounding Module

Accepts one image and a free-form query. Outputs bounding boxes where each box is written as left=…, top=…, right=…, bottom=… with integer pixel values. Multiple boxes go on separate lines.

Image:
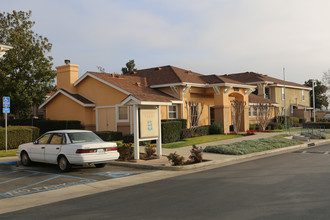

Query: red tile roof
left=221, top=72, right=309, bottom=89
left=61, top=89, right=95, bottom=105
left=88, top=72, right=180, bottom=103
left=248, top=94, right=277, bottom=104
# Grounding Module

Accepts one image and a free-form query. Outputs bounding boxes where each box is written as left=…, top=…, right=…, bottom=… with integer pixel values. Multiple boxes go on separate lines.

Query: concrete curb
left=108, top=139, right=330, bottom=171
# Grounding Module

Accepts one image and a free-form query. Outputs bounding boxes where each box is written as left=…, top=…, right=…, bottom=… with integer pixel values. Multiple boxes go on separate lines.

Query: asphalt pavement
left=3, top=142, right=330, bottom=219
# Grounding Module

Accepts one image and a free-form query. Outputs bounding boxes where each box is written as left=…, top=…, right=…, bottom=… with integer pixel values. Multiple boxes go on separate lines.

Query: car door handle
left=56, top=148, right=59, bottom=150
left=41, top=147, right=45, bottom=149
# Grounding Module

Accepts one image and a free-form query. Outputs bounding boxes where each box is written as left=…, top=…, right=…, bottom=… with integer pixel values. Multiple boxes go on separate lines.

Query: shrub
left=145, top=144, right=156, bottom=158
left=303, top=122, right=330, bottom=129
left=203, top=136, right=302, bottom=155
left=161, top=119, right=187, bottom=129
left=123, top=134, right=134, bottom=143
left=249, top=124, right=258, bottom=130
left=209, top=122, right=224, bottom=134
left=299, top=118, right=306, bottom=124
left=95, top=131, right=123, bottom=141
left=117, top=142, right=133, bottom=160
left=161, top=121, right=182, bottom=144
left=0, top=126, right=38, bottom=150
left=189, top=145, right=203, bottom=163
left=194, top=126, right=210, bottom=137
left=167, top=152, right=185, bottom=166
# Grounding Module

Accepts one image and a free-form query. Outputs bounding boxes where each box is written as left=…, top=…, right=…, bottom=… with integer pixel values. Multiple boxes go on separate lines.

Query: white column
left=156, top=105, right=162, bottom=156
left=133, top=104, right=140, bottom=160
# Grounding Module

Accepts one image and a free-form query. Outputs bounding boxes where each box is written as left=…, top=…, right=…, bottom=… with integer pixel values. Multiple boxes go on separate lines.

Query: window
left=49, top=133, right=65, bottom=145
left=118, top=106, right=129, bottom=121
left=265, top=87, right=271, bottom=99
left=281, top=87, right=285, bottom=100
left=302, top=90, right=305, bottom=101
left=234, top=88, right=239, bottom=92
left=168, top=105, right=178, bottom=119
left=36, top=133, right=52, bottom=144
left=252, top=106, right=258, bottom=117
left=210, top=106, right=215, bottom=124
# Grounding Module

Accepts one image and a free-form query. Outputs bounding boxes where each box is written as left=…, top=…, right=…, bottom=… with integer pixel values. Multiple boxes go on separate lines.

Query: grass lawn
left=162, top=134, right=241, bottom=149
left=0, top=149, right=17, bottom=157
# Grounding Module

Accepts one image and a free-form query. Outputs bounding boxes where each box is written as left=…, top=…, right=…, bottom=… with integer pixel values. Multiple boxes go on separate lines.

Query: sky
left=2, top=0, right=330, bottom=84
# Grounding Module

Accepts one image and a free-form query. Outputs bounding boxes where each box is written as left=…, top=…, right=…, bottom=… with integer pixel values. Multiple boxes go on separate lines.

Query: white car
left=16, top=130, right=119, bottom=171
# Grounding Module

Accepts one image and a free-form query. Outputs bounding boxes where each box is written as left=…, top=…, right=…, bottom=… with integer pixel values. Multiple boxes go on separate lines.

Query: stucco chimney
left=56, top=60, right=79, bottom=92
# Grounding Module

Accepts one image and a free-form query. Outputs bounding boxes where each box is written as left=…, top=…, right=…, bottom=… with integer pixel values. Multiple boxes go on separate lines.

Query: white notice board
left=139, top=108, right=159, bottom=139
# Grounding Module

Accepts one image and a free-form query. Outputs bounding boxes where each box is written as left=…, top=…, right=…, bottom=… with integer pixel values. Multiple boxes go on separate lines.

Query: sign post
left=3, top=97, right=10, bottom=152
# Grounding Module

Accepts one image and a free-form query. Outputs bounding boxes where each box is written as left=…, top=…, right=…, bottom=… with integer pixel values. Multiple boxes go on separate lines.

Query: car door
left=44, top=133, right=65, bottom=164
left=29, top=133, right=52, bottom=162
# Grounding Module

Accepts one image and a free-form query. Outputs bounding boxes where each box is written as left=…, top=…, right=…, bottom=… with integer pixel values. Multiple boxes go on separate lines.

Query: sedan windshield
left=68, top=132, right=103, bottom=144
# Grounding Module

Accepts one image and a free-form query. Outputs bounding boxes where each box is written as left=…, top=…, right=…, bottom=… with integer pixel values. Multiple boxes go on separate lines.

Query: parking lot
left=0, top=161, right=150, bottom=199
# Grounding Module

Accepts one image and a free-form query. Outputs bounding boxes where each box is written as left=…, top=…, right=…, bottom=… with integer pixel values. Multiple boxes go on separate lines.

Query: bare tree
left=185, top=101, right=204, bottom=136
left=231, top=100, right=246, bottom=134
left=274, top=106, right=283, bottom=125
left=253, top=103, right=273, bottom=131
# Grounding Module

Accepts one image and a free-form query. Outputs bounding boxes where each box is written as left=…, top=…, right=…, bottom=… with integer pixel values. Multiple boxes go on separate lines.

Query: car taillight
left=76, top=149, right=96, bottom=153
left=107, top=147, right=117, bottom=151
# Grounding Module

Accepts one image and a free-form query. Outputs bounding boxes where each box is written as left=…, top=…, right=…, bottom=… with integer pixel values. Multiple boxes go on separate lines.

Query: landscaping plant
left=189, top=145, right=203, bottom=163
left=145, top=144, right=156, bottom=158
left=117, top=142, right=133, bottom=161
left=167, top=152, right=185, bottom=166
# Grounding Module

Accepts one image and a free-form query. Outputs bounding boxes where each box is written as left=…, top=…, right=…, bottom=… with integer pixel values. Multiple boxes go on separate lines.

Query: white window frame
left=302, top=90, right=305, bottom=101
left=168, top=104, right=178, bottom=119
left=116, top=105, right=129, bottom=122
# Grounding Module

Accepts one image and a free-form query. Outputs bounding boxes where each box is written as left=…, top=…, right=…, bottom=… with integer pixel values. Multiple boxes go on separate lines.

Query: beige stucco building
left=41, top=61, right=312, bottom=134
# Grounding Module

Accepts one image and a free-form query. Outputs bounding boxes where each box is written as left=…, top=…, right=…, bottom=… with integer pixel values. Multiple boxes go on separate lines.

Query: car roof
left=45, top=130, right=92, bottom=134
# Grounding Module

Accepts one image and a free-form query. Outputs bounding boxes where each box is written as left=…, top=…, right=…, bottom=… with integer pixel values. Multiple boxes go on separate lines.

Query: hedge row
left=161, top=121, right=182, bottom=144
left=161, top=119, right=187, bottom=129
left=303, top=122, right=330, bottom=129
left=0, top=126, right=39, bottom=150
left=95, top=131, right=123, bottom=141
left=0, top=119, right=83, bottom=134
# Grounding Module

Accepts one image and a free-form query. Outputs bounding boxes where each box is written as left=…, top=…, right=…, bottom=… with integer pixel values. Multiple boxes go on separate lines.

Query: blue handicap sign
left=3, top=108, right=10, bottom=114
left=3, top=97, right=10, bottom=108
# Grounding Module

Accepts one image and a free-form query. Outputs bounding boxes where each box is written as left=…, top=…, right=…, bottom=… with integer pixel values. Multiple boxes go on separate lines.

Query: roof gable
left=39, top=89, right=95, bottom=109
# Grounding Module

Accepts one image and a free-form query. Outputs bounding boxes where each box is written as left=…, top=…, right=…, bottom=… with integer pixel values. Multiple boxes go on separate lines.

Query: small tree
left=231, top=100, right=246, bottom=134
left=121, top=60, right=137, bottom=75
left=253, top=103, right=273, bottom=131
left=274, top=106, right=283, bottom=124
left=185, top=101, right=204, bottom=136
left=304, top=79, right=329, bottom=109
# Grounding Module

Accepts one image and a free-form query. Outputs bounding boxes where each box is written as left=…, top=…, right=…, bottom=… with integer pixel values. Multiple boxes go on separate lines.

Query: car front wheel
left=21, top=151, right=31, bottom=166
left=58, top=156, right=72, bottom=172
